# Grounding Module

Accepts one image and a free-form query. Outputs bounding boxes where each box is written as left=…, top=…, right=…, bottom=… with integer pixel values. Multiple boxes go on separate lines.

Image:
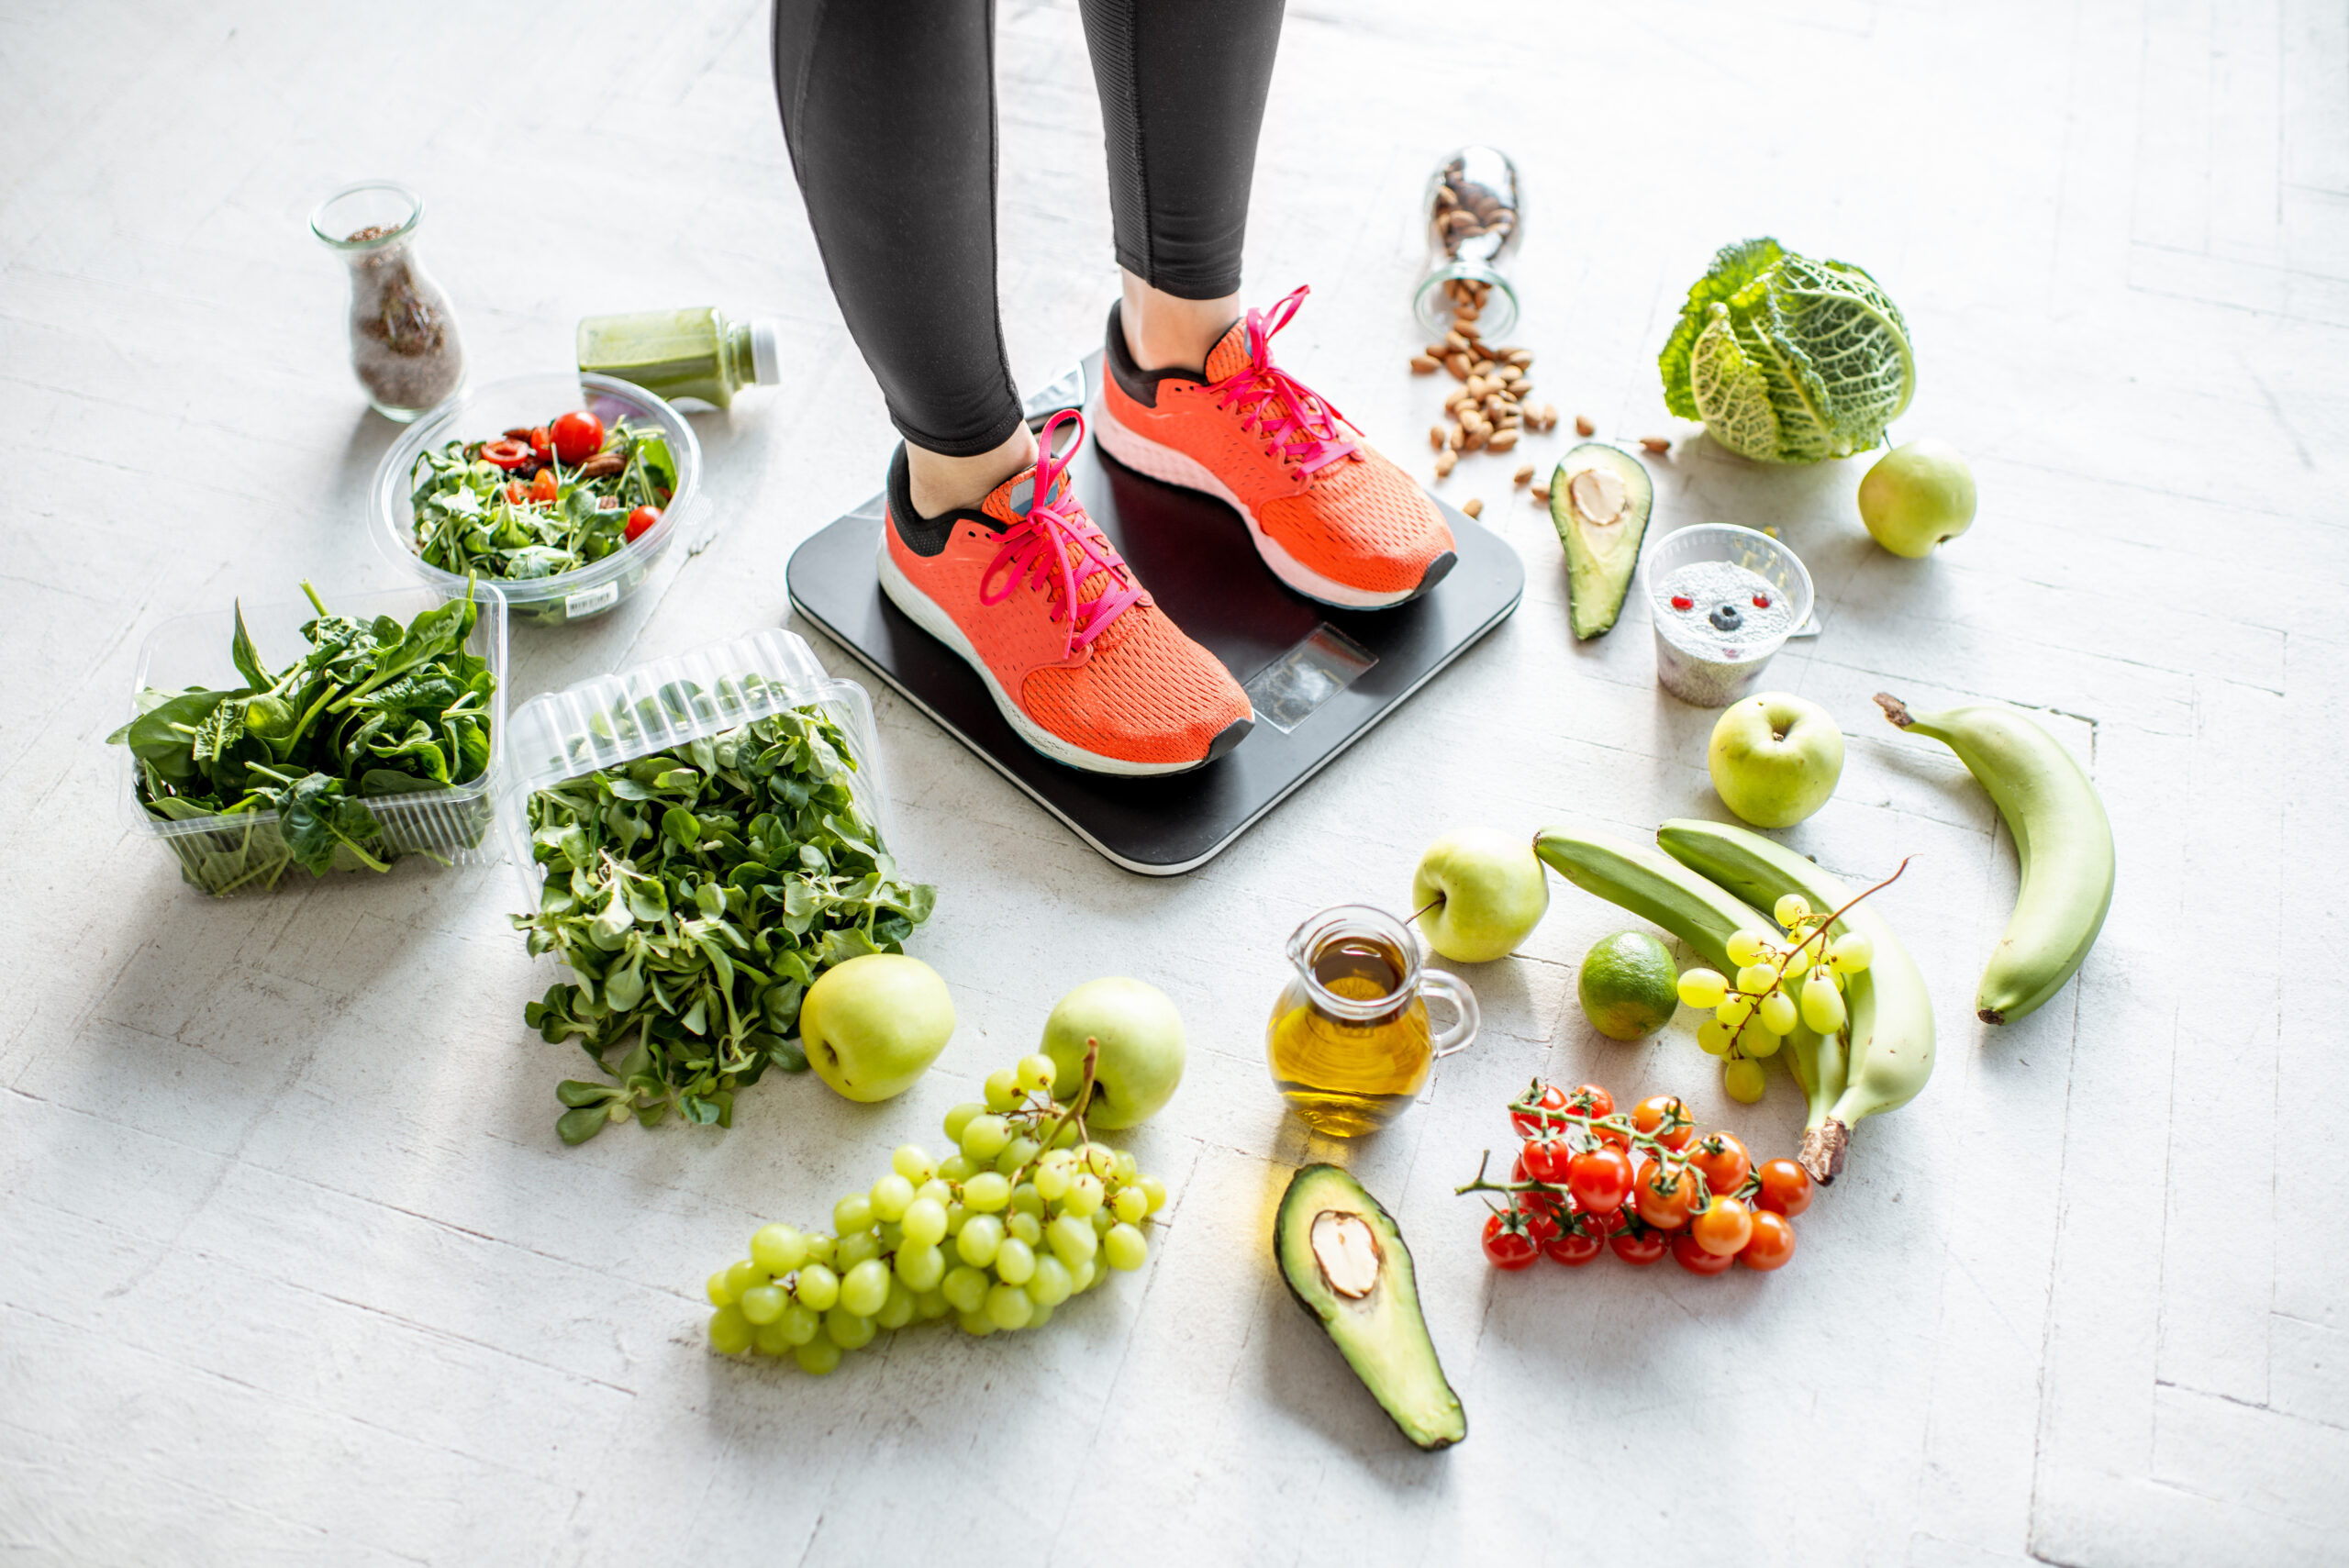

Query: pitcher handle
left=1423, top=971, right=1480, bottom=1058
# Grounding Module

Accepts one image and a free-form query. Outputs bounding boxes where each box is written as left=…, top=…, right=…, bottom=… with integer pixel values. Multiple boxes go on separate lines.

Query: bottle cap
left=750, top=318, right=782, bottom=385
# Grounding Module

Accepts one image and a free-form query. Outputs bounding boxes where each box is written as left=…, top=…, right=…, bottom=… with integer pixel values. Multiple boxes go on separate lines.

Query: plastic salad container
left=496, top=628, right=889, bottom=908
left=120, top=583, right=509, bottom=895
left=371, top=371, right=707, bottom=628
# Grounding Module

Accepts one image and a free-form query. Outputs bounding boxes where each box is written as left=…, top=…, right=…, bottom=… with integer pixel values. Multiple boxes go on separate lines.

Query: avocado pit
left=1310, top=1209, right=1383, bottom=1298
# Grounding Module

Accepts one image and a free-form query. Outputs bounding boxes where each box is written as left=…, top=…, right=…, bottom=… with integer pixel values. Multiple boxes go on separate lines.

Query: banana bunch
left=1657, top=821, right=1934, bottom=1182
left=1875, top=694, right=2114, bottom=1025
left=1533, top=821, right=1934, bottom=1182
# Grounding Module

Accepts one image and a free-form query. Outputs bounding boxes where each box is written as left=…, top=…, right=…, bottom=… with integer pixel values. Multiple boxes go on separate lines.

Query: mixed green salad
left=409, top=406, right=677, bottom=580
left=513, top=679, right=937, bottom=1143
left=109, top=582, right=495, bottom=893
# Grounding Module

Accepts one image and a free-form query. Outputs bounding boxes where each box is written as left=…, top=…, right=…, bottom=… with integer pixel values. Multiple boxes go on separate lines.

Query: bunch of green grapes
left=1674, top=895, right=1875, bottom=1105
left=703, top=1051, right=1166, bottom=1373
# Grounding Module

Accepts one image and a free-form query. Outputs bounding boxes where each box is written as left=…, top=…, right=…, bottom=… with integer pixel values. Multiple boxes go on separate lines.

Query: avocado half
left=1274, top=1164, right=1465, bottom=1451
left=1549, top=441, right=1654, bottom=639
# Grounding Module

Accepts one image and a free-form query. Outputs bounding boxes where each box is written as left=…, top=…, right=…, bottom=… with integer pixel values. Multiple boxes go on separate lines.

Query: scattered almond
left=1505, top=350, right=1534, bottom=368
left=1462, top=498, right=1484, bottom=518
left=1530, top=483, right=1550, bottom=504
left=1445, top=352, right=1472, bottom=380
left=1575, top=414, right=1595, bottom=437
left=1488, top=428, right=1520, bottom=452
left=1513, top=463, right=1535, bottom=486
left=1409, top=354, right=1440, bottom=374
left=1641, top=436, right=1672, bottom=454
left=1429, top=425, right=1446, bottom=450
left=1434, top=449, right=1457, bottom=478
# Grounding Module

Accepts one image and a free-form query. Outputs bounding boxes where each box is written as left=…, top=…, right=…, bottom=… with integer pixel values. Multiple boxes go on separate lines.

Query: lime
left=1576, top=931, right=1680, bottom=1041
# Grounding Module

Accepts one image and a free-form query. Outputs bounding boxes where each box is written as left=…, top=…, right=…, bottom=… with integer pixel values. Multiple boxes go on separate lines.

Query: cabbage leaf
left=1659, top=239, right=1914, bottom=464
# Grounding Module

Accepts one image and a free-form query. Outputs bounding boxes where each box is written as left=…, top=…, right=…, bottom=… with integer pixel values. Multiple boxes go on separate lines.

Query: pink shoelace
left=978, top=408, right=1141, bottom=660
left=1210, top=284, right=1362, bottom=480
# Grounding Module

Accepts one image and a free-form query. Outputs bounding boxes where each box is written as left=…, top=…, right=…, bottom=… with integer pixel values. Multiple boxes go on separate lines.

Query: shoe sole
left=1090, top=392, right=1454, bottom=610
left=876, top=540, right=1250, bottom=777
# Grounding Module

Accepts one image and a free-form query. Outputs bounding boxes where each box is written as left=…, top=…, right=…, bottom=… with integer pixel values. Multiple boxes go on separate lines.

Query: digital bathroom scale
left=785, top=357, right=1524, bottom=875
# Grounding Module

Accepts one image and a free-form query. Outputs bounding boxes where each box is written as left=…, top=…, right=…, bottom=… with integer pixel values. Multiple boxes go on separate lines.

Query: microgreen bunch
left=514, top=689, right=936, bottom=1144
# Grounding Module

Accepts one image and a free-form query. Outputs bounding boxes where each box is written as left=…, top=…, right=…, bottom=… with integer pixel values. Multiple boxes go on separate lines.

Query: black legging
left=771, top=0, right=1286, bottom=459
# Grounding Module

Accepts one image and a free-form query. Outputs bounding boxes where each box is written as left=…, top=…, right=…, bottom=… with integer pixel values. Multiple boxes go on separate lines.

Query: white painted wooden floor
left=3, top=0, right=2343, bottom=1562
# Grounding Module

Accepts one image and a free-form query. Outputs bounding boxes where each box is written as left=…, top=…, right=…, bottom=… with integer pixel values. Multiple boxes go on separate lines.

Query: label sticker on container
left=564, top=582, right=620, bottom=619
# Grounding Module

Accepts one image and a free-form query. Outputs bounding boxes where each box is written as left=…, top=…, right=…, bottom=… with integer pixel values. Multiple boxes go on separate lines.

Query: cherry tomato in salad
left=1565, top=1083, right=1615, bottom=1119
left=1543, top=1229, right=1604, bottom=1267
left=1739, top=1211, right=1798, bottom=1271
left=1481, top=1211, right=1540, bottom=1271
left=1510, top=1083, right=1569, bottom=1139
left=1754, top=1159, right=1812, bottom=1217
left=1567, top=1146, right=1635, bottom=1216
left=529, top=426, right=552, bottom=459
left=1610, top=1227, right=1668, bottom=1266
left=623, top=505, right=662, bottom=543
left=1521, top=1134, right=1574, bottom=1184
left=480, top=438, right=529, bottom=471
left=551, top=409, right=605, bottom=465
left=1691, top=1196, right=1755, bottom=1257
left=528, top=466, right=561, bottom=505
left=505, top=481, right=526, bottom=505
left=1632, top=1095, right=1695, bottom=1151
left=1633, top=1162, right=1696, bottom=1229
left=1672, top=1230, right=1736, bottom=1275
left=1687, top=1132, right=1752, bottom=1197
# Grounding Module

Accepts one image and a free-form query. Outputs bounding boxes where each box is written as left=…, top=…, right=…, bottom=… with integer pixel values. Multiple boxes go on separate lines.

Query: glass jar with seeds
left=311, top=180, right=466, bottom=421
left=1414, top=145, right=1521, bottom=339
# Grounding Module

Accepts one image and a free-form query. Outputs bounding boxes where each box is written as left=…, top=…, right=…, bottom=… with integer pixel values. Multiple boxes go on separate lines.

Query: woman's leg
left=1077, top=0, right=1288, bottom=371
left=771, top=0, right=1034, bottom=515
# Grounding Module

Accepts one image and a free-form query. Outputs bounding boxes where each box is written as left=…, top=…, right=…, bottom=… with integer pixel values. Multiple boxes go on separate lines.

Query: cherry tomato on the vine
left=1740, top=1211, right=1797, bottom=1271
left=1633, top=1162, right=1697, bottom=1229
left=1610, top=1228, right=1667, bottom=1266
left=551, top=409, right=605, bottom=465
left=1632, top=1095, right=1695, bottom=1151
left=1565, top=1083, right=1615, bottom=1120
left=1510, top=1083, right=1569, bottom=1139
left=528, top=465, right=561, bottom=505
left=1691, top=1196, right=1755, bottom=1257
left=1687, top=1132, right=1752, bottom=1197
left=1521, top=1134, right=1574, bottom=1184
left=1754, top=1159, right=1812, bottom=1217
left=480, top=438, right=529, bottom=471
left=1543, top=1229, right=1604, bottom=1267
left=1566, top=1146, right=1634, bottom=1216
left=623, top=505, right=662, bottom=543
left=1482, top=1211, right=1540, bottom=1271
left=1672, top=1230, right=1736, bottom=1275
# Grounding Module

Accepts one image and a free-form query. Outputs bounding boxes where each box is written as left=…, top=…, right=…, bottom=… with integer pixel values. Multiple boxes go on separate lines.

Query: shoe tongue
left=1203, top=317, right=1254, bottom=383
left=980, top=462, right=1131, bottom=629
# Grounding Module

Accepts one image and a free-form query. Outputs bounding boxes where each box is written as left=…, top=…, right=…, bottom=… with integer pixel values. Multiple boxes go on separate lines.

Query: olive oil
left=1267, top=930, right=1434, bottom=1137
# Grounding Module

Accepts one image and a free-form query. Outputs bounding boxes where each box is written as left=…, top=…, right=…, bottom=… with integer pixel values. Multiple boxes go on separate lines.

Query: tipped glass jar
left=1413, top=147, right=1521, bottom=340
left=310, top=181, right=465, bottom=421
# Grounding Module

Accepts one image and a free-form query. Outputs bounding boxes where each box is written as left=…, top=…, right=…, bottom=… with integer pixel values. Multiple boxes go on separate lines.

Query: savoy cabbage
left=1659, top=239, right=1914, bottom=464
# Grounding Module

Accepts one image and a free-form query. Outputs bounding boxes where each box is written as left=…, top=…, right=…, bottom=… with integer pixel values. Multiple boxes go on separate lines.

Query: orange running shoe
left=878, top=408, right=1253, bottom=776
left=1092, top=285, right=1457, bottom=608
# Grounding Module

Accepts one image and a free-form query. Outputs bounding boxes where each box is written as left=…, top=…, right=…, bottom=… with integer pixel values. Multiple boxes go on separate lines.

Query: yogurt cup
left=1643, top=524, right=1815, bottom=706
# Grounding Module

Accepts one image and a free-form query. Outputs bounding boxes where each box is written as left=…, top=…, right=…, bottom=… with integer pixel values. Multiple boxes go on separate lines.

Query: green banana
left=1875, top=694, right=2113, bottom=1025
left=1656, top=819, right=1934, bottom=1183
left=1782, top=1022, right=1845, bottom=1136
left=1531, top=824, right=1771, bottom=975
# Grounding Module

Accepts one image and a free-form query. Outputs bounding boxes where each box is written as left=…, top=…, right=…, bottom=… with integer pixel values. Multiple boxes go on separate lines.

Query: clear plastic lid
left=495, top=627, right=889, bottom=905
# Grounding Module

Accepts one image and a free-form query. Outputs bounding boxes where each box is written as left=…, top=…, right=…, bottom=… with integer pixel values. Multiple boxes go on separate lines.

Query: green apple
left=1858, top=439, right=1976, bottom=558
left=1041, top=978, right=1184, bottom=1129
left=1411, top=828, right=1550, bottom=963
left=800, top=953, right=955, bottom=1103
left=1708, top=693, right=1844, bottom=828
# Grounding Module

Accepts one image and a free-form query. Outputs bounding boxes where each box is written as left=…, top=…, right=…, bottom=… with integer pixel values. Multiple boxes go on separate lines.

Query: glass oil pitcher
left=1267, top=905, right=1478, bottom=1137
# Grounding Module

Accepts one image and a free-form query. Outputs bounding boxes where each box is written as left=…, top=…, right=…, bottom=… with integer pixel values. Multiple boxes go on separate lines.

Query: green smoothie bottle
left=575, top=307, right=781, bottom=409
